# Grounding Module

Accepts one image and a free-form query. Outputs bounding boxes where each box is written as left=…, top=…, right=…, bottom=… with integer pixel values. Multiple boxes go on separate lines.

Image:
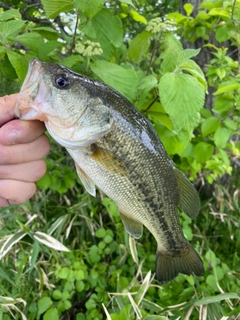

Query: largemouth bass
left=15, top=59, right=204, bottom=283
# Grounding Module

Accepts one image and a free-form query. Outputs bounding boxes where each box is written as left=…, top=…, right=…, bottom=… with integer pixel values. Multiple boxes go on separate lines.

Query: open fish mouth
left=15, top=59, right=51, bottom=121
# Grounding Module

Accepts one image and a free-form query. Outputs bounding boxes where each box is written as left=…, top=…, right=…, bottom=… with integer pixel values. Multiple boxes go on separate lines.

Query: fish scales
left=15, top=59, right=204, bottom=283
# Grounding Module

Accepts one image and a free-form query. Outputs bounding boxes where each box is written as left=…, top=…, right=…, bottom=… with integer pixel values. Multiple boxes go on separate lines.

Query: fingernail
left=6, top=130, right=18, bottom=144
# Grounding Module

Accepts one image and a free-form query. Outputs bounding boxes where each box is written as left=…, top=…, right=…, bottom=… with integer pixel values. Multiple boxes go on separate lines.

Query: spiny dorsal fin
left=174, top=168, right=200, bottom=219
left=90, top=145, right=129, bottom=176
left=75, top=164, right=96, bottom=197
left=119, top=211, right=143, bottom=239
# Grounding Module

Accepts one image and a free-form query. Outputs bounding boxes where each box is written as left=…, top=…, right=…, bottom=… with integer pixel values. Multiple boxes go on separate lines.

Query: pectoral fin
left=174, top=168, right=200, bottom=219
left=90, top=145, right=129, bottom=176
left=119, top=211, right=143, bottom=239
left=75, top=164, right=96, bottom=197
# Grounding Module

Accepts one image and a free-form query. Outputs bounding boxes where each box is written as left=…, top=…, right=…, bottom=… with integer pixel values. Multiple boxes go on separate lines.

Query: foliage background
left=0, top=0, right=239, bottom=319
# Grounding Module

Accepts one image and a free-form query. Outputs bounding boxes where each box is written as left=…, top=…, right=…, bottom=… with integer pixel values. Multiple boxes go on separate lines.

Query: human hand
left=0, top=94, right=50, bottom=207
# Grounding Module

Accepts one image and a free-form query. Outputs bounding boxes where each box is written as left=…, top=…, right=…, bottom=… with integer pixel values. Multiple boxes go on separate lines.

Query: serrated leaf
left=33, top=231, right=70, bottom=252
left=160, top=34, right=183, bottom=73
left=158, top=72, right=205, bottom=130
left=40, top=0, right=74, bottom=19
left=92, top=9, right=123, bottom=48
left=7, top=50, right=28, bottom=82
left=201, top=117, right=220, bottom=137
left=16, top=33, right=44, bottom=52
left=177, top=48, right=201, bottom=64
left=128, top=31, right=151, bottom=63
left=91, top=60, right=138, bottom=102
left=0, top=20, right=25, bottom=42
left=179, top=59, right=207, bottom=90
left=0, top=9, right=21, bottom=20
left=75, top=0, right=104, bottom=18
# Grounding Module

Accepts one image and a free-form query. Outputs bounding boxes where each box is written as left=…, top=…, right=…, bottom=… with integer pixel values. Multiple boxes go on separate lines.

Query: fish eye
left=55, top=75, right=70, bottom=89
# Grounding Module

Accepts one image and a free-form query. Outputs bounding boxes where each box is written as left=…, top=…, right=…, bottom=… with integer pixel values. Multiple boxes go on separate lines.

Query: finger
left=0, top=160, right=46, bottom=182
left=0, top=180, right=36, bottom=207
left=0, top=94, right=18, bottom=126
left=0, top=134, right=50, bottom=165
left=0, top=119, right=46, bottom=145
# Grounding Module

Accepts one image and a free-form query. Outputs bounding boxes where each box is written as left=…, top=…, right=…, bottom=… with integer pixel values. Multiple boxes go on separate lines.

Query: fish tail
left=155, top=244, right=204, bottom=284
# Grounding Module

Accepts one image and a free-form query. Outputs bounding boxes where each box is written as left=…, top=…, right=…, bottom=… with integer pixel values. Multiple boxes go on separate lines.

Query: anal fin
left=119, top=211, right=143, bottom=239
left=75, top=164, right=96, bottom=197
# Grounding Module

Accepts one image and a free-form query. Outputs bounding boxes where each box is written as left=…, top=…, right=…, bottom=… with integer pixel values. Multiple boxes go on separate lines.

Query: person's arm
left=0, top=94, right=50, bottom=207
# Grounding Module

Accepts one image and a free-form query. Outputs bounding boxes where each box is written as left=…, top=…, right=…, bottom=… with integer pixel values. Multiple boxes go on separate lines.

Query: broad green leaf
left=128, top=31, right=151, bottom=63
left=138, top=75, right=157, bottom=92
left=184, top=3, right=193, bottom=16
left=129, top=10, right=147, bottom=24
left=194, top=142, right=214, bottom=163
left=92, top=8, right=123, bottom=48
left=0, top=9, right=21, bottom=20
left=154, top=125, right=190, bottom=155
left=215, top=25, right=232, bottom=42
left=91, top=60, right=138, bottom=102
left=33, top=231, right=70, bottom=252
left=195, top=293, right=239, bottom=306
left=213, top=95, right=234, bottom=115
left=160, top=34, right=183, bottom=73
left=0, top=20, right=25, bottom=42
left=196, top=10, right=211, bottom=20
left=38, top=297, right=53, bottom=317
left=214, top=127, right=232, bottom=148
left=158, top=72, right=205, bottom=130
left=38, top=40, right=61, bottom=59
left=177, top=48, right=201, bottom=64
left=32, top=27, right=59, bottom=40
left=40, top=0, right=74, bottom=19
left=223, top=118, right=238, bottom=130
left=201, top=117, right=220, bottom=137
left=214, top=81, right=240, bottom=95
left=16, top=33, right=44, bottom=52
left=7, top=50, right=28, bottom=82
left=75, top=0, right=104, bottom=18
left=208, top=7, right=230, bottom=18
left=62, top=55, right=84, bottom=68
left=179, top=59, right=207, bottom=90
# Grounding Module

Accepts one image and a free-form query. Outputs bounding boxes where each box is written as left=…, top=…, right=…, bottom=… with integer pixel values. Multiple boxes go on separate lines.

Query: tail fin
left=155, top=244, right=204, bottom=284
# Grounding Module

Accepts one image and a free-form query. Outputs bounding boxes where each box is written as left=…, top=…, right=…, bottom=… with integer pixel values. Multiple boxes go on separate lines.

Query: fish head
left=15, top=59, right=112, bottom=148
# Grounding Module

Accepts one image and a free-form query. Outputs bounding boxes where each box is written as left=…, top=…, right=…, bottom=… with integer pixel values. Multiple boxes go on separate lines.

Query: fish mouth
left=15, top=59, right=51, bottom=121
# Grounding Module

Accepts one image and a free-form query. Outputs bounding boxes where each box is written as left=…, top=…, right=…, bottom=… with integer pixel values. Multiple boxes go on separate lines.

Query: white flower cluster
left=75, top=40, right=103, bottom=57
left=146, top=18, right=176, bottom=33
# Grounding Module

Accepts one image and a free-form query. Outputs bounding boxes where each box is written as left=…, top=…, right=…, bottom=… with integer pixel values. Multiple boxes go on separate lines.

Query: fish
left=15, top=59, right=204, bottom=284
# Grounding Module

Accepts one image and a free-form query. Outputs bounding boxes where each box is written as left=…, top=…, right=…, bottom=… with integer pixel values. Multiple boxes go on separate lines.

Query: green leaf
left=215, top=25, right=232, bottom=42
left=208, top=7, right=230, bottom=18
left=16, top=33, right=44, bottom=52
left=201, top=117, right=220, bottom=137
left=129, top=10, right=147, bottom=24
left=154, top=125, right=190, bottom=155
left=194, top=142, right=214, bottom=163
left=158, top=72, right=205, bottom=130
left=37, top=297, right=53, bottom=317
left=75, top=0, right=104, bottom=18
left=160, top=34, right=183, bottom=73
left=32, top=27, right=59, bottom=40
left=38, top=40, right=61, bottom=59
left=40, top=0, right=74, bottom=19
left=128, top=31, right=151, bottom=63
left=214, top=127, right=232, bottom=148
left=43, top=307, right=59, bottom=320
left=177, top=48, right=201, bottom=64
left=0, top=231, right=26, bottom=260
left=178, top=59, right=207, bottom=90
left=214, top=81, right=240, bottom=95
left=7, top=50, right=28, bottom=82
left=119, top=0, right=134, bottom=5
left=0, top=20, right=26, bottom=42
left=91, top=60, right=138, bottom=102
left=91, top=8, right=123, bottom=48
left=195, top=293, right=239, bottom=306
left=184, top=3, right=194, bottom=16
left=0, top=267, right=16, bottom=286
left=0, top=9, right=21, bottom=20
